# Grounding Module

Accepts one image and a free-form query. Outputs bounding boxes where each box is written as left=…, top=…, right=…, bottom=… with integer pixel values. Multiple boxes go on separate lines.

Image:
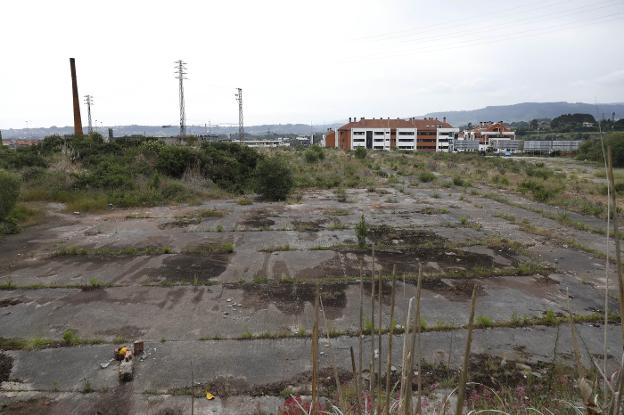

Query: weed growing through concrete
left=355, top=214, right=368, bottom=248
left=54, top=245, right=174, bottom=257
left=182, top=242, right=234, bottom=255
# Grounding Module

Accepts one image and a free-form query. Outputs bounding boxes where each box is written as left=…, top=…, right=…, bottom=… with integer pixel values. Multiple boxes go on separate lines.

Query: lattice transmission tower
left=84, top=95, right=94, bottom=134
left=235, top=88, right=244, bottom=142
left=174, top=60, right=188, bottom=138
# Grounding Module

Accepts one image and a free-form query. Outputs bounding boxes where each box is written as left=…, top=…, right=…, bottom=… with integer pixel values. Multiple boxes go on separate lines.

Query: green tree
left=576, top=132, right=624, bottom=167
left=254, top=156, right=293, bottom=200
left=0, top=170, right=20, bottom=220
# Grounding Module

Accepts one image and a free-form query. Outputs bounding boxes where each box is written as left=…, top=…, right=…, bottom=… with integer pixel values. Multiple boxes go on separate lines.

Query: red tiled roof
left=338, top=118, right=453, bottom=131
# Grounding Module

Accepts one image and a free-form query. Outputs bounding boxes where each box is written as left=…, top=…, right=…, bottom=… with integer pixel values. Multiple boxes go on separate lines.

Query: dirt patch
left=172, top=368, right=352, bottom=398
left=154, top=409, right=183, bottom=415
left=158, top=217, right=201, bottom=229
left=297, top=248, right=495, bottom=280
left=240, top=283, right=347, bottom=318
left=0, top=352, right=13, bottom=382
left=0, top=297, right=24, bottom=308
left=147, top=254, right=231, bottom=283
left=368, top=225, right=447, bottom=248
left=63, top=288, right=109, bottom=305
left=241, top=209, right=276, bottom=228
left=443, top=280, right=486, bottom=299
left=292, top=219, right=327, bottom=232
left=90, top=384, right=133, bottom=415
left=0, top=398, right=55, bottom=415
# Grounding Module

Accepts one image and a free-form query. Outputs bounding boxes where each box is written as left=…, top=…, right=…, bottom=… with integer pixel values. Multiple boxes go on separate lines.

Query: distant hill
left=5, top=102, right=624, bottom=139
left=424, top=102, right=624, bottom=126
left=0, top=123, right=342, bottom=140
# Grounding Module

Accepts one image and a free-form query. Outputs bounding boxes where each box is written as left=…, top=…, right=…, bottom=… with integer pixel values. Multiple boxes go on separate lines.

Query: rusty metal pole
left=69, top=58, right=83, bottom=138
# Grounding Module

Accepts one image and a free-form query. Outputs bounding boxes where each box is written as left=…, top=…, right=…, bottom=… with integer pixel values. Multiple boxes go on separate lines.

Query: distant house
left=582, top=121, right=594, bottom=128
left=324, top=117, right=458, bottom=152
left=463, top=121, right=516, bottom=146
left=3, top=139, right=39, bottom=149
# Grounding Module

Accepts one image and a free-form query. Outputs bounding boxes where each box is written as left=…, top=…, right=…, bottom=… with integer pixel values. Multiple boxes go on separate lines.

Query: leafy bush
left=156, top=146, right=200, bottom=178
left=452, top=176, right=468, bottom=186
left=518, top=179, right=561, bottom=202
left=0, top=170, right=20, bottom=220
left=354, top=147, right=367, bottom=159
left=576, top=132, right=624, bottom=166
left=74, top=157, right=134, bottom=190
left=254, top=156, right=293, bottom=200
left=304, top=146, right=325, bottom=163
left=36, top=135, right=66, bottom=154
left=525, top=165, right=553, bottom=179
left=0, top=146, right=47, bottom=170
left=419, top=171, right=436, bottom=183
left=200, top=142, right=262, bottom=192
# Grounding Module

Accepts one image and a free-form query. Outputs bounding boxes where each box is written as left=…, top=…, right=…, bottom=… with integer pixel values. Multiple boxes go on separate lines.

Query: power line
left=341, top=9, right=623, bottom=63
left=83, top=95, right=94, bottom=134
left=174, top=60, right=188, bottom=139
left=385, top=0, right=621, bottom=49
left=235, top=88, right=244, bottom=142
left=356, top=0, right=571, bottom=43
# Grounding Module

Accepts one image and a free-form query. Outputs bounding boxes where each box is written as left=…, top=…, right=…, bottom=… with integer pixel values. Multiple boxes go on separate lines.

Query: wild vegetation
left=3, top=134, right=624, bottom=237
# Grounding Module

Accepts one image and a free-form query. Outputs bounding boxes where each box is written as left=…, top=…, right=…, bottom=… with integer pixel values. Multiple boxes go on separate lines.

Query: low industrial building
left=324, top=117, right=458, bottom=152
left=242, top=139, right=290, bottom=148
left=523, top=140, right=581, bottom=154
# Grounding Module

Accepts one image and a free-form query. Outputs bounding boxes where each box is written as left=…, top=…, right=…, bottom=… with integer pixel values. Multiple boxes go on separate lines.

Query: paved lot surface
left=1, top=179, right=621, bottom=413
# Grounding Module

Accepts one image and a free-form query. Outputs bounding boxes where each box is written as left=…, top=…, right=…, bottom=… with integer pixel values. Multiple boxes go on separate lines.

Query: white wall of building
left=436, top=127, right=459, bottom=152
left=351, top=128, right=392, bottom=151
left=396, top=128, right=417, bottom=151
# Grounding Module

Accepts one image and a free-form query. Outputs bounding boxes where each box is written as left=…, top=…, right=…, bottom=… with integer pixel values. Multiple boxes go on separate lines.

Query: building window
left=353, top=131, right=364, bottom=135
left=374, top=131, right=385, bottom=135
left=398, top=131, right=414, bottom=135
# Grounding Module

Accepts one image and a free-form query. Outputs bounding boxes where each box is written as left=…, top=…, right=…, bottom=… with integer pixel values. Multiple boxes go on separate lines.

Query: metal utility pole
left=235, top=88, right=244, bottom=142
left=69, top=58, right=83, bottom=138
left=174, top=60, right=188, bottom=139
left=84, top=95, right=94, bottom=134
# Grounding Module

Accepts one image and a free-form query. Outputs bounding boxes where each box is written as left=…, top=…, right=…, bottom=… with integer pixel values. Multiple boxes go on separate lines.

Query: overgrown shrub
left=419, top=171, right=436, bottom=183
left=0, top=146, right=47, bottom=170
left=156, top=146, right=200, bottom=178
left=200, top=142, right=262, bottom=192
left=74, top=157, right=134, bottom=190
left=518, top=179, right=561, bottom=202
left=525, top=165, right=553, bottom=179
left=354, top=147, right=367, bottom=159
left=355, top=214, right=368, bottom=248
left=304, top=146, right=325, bottom=163
left=0, top=170, right=20, bottom=220
left=254, top=156, right=293, bottom=201
left=576, top=132, right=624, bottom=166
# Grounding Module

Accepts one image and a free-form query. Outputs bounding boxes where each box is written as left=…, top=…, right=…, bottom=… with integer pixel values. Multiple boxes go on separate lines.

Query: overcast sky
left=1, top=0, right=623, bottom=129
